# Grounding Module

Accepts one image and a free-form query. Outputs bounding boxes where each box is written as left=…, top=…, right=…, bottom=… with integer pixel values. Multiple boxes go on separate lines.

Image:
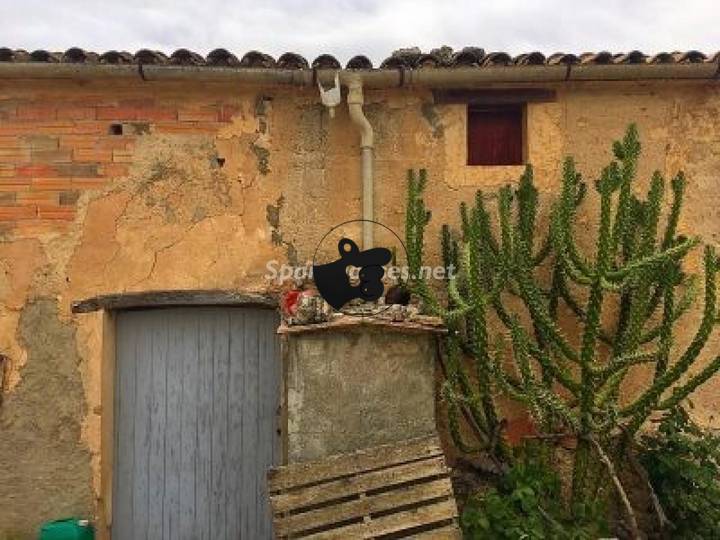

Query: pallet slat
left=411, top=524, right=464, bottom=539
left=365, top=498, right=458, bottom=538
left=271, top=456, right=448, bottom=514
left=275, top=477, right=453, bottom=535
left=303, top=499, right=458, bottom=540
left=268, top=435, right=461, bottom=539
left=268, top=435, right=444, bottom=492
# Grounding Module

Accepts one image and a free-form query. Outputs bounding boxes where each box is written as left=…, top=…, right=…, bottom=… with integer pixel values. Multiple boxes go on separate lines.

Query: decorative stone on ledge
left=278, top=313, right=446, bottom=335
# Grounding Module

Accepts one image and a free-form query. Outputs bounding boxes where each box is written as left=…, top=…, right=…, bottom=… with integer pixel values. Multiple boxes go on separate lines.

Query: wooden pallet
left=267, top=435, right=460, bottom=539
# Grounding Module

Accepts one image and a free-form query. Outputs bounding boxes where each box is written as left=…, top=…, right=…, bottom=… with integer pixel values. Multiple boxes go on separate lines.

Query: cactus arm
left=644, top=173, right=687, bottom=318
left=593, top=350, right=659, bottom=382
left=512, top=187, right=580, bottom=365
left=555, top=159, right=594, bottom=278
left=653, top=273, right=675, bottom=379
left=661, top=172, right=686, bottom=250
left=443, top=384, right=487, bottom=453
left=465, top=207, right=504, bottom=433
left=474, top=190, right=500, bottom=258
left=605, top=238, right=698, bottom=283
left=609, top=124, right=642, bottom=259
left=441, top=224, right=455, bottom=282
left=594, top=370, right=626, bottom=407
left=656, top=355, right=720, bottom=410
left=533, top=234, right=553, bottom=266
left=487, top=289, right=580, bottom=395
left=516, top=165, right=538, bottom=255
left=621, top=246, right=717, bottom=424
left=577, top=172, right=615, bottom=431
left=507, top=317, right=579, bottom=428
left=514, top=267, right=580, bottom=364
left=558, top=278, right=614, bottom=345
left=490, top=345, right=529, bottom=402
left=441, top=337, right=493, bottom=448
left=497, top=185, right=515, bottom=268
left=552, top=215, right=595, bottom=285
left=609, top=175, right=666, bottom=383
left=641, top=275, right=698, bottom=343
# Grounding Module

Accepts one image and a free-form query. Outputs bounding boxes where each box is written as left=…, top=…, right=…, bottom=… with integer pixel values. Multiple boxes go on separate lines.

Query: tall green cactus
left=405, top=125, right=720, bottom=500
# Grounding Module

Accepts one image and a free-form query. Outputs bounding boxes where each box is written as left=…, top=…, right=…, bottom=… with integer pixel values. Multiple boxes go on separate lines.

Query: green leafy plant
left=405, top=125, right=720, bottom=534
left=461, top=450, right=609, bottom=539
left=639, top=407, right=720, bottom=539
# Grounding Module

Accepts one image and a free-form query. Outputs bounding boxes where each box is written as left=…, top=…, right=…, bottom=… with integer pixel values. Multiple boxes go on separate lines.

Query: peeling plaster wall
left=0, top=298, right=93, bottom=539
left=0, top=78, right=718, bottom=536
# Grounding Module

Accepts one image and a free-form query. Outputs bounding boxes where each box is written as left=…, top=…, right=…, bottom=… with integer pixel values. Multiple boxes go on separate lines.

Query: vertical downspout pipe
left=346, top=77, right=374, bottom=249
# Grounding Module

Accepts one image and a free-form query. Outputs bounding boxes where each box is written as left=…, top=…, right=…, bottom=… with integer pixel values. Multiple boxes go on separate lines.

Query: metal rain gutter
left=0, top=62, right=718, bottom=86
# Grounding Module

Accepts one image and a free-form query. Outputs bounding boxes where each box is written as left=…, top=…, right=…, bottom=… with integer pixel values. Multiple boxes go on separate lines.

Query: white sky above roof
left=0, top=0, right=717, bottom=64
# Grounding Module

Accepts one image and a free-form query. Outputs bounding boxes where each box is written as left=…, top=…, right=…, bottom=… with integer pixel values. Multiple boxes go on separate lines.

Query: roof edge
left=0, top=62, right=717, bottom=87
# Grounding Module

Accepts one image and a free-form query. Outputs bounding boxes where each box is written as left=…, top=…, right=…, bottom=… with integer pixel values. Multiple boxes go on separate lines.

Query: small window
left=467, top=104, right=524, bottom=166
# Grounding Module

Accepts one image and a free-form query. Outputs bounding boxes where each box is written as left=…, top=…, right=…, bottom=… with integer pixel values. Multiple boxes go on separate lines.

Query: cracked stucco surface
left=286, top=329, right=436, bottom=462
left=0, top=79, right=718, bottom=537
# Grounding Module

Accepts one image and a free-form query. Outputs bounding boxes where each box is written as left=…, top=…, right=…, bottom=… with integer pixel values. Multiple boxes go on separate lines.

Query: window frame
left=466, top=102, right=527, bottom=167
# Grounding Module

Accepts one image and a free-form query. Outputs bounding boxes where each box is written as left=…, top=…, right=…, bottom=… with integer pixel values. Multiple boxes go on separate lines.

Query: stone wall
left=0, top=77, right=718, bottom=537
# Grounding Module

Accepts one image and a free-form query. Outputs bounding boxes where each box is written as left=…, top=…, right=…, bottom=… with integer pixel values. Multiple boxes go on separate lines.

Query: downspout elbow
left=347, top=80, right=374, bottom=149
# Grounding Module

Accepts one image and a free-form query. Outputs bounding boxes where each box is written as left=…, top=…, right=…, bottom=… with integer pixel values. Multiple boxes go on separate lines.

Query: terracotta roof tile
left=514, top=52, right=546, bottom=65
left=0, top=46, right=716, bottom=70
left=170, top=48, right=205, bottom=65
left=311, top=54, right=341, bottom=69
left=614, top=50, right=647, bottom=64
left=346, top=55, right=372, bottom=69
left=546, top=52, right=580, bottom=65
left=677, top=50, right=707, bottom=63
left=240, top=50, right=275, bottom=68
left=650, top=52, right=675, bottom=64
left=206, top=48, right=239, bottom=66
left=580, top=51, right=613, bottom=64
left=452, top=47, right=485, bottom=66
left=62, top=47, right=97, bottom=63
left=99, top=50, right=134, bottom=64
left=277, top=52, right=308, bottom=69
left=482, top=52, right=513, bottom=66
left=134, top=49, right=168, bottom=64
left=30, top=49, right=60, bottom=62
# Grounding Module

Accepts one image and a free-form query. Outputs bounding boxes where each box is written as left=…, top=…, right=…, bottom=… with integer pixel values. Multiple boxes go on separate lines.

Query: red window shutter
left=467, top=105, right=524, bottom=166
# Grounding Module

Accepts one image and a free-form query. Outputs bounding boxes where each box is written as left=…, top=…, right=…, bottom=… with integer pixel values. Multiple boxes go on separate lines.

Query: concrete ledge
left=71, top=289, right=277, bottom=313
left=278, top=314, right=446, bottom=335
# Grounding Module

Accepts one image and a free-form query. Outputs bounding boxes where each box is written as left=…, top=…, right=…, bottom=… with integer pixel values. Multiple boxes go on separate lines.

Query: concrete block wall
left=283, top=327, right=438, bottom=463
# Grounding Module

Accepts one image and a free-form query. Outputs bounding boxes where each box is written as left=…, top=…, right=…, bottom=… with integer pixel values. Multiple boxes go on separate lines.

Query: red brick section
left=0, top=98, right=234, bottom=231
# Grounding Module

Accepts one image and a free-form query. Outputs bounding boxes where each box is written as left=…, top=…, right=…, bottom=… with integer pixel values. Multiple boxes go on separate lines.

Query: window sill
left=450, top=164, right=527, bottom=188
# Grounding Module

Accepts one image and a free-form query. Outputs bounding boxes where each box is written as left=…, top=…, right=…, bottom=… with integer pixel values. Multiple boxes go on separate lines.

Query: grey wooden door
left=113, top=307, right=281, bottom=540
